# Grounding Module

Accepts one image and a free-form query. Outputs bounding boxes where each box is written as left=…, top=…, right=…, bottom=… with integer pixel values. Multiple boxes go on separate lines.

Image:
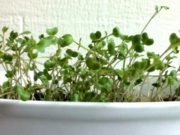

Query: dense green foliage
left=0, top=6, right=180, bottom=102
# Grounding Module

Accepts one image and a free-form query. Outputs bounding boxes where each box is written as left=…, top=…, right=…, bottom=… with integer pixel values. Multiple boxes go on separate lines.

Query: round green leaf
left=90, top=33, right=96, bottom=40
left=169, top=33, right=180, bottom=44
left=66, top=49, right=73, bottom=55
left=2, top=81, right=10, bottom=89
left=71, top=52, right=78, bottom=57
left=61, top=34, right=73, bottom=46
left=10, top=31, right=18, bottom=40
left=21, top=31, right=31, bottom=35
left=20, top=91, right=30, bottom=101
left=132, top=34, right=141, bottom=45
left=3, top=54, right=13, bottom=62
left=66, top=49, right=78, bottom=57
left=14, top=85, right=30, bottom=101
left=5, top=70, right=15, bottom=78
left=36, top=38, right=54, bottom=53
left=147, top=66, right=155, bottom=72
left=108, top=39, right=116, bottom=55
left=95, top=31, right=101, bottom=39
left=134, top=44, right=144, bottom=53
left=140, top=59, right=148, bottom=69
left=44, top=60, right=55, bottom=69
left=39, top=75, right=49, bottom=85
left=133, top=61, right=141, bottom=69
left=161, top=6, right=169, bottom=10
left=91, top=62, right=100, bottom=70
left=112, top=27, right=121, bottom=37
left=142, top=33, right=154, bottom=45
left=46, top=74, right=52, bottom=80
left=71, top=93, right=79, bottom=102
left=2, top=26, right=8, bottom=33
left=46, top=27, right=58, bottom=36
left=132, top=35, right=144, bottom=52
left=142, top=33, right=148, bottom=43
left=28, top=51, right=38, bottom=60
left=135, top=79, right=143, bottom=85
left=147, top=39, right=154, bottom=45
left=170, top=70, right=177, bottom=79
left=98, top=77, right=108, bottom=85
left=86, top=58, right=94, bottom=69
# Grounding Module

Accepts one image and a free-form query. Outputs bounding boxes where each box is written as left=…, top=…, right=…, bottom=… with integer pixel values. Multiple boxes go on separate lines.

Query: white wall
left=0, top=0, right=180, bottom=68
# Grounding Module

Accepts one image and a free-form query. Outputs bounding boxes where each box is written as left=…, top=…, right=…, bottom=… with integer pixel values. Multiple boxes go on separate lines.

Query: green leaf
left=147, top=52, right=158, bottom=58
left=2, top=26, right=8, bottom=33
left=36, top=38, right=54, bottom=53
left=44, top=60, right=56, bottom=69
left=134, top=44, right=144, bottom=53
left=5, top=70, right=15, bottom=78
left=90, top=33, right=96, bottom=40
left=14, top=85, right=30, bottom=101
left=172, top=47, right=179, bottom=54
left=155, top=5, right=159, bottom=12
left=80, top=68, right=87, bottom=76
left=46, top=27, right=58, bottom=36
left=118, top=42, right=128, bottom=56
left=39, top=75, right=49, bottom=85
left=152, top=83, right=161, bottom=87
left=10, top=31, right=18, bottom=40
left=99, top=67, right=114, bottom=76
left=140, top=59, right=148, bottom=70
left=3, top=53, right=13, bottom=62
left=147, top=66, right=155, bottom=72
left=2, top=81, right=10, bottom=89
left=133, top=61, right=141, bottom=69
left=170, top=70, right=177, bottom=79
left=112, top=27, right=121, bottom=37
left=66, top=49, right=78, bottom=57
left=28, top=51, right=38, bottom=60
left=86, top=58, right=94, bottom=69
left=34, top=71, right=43, bottom=81
left=71, top=93, right=79, bottom=102
left=71, top=52, right=78, bottom=57
left=153, top=57, right=165, bottom=69
left=46, top=74, right=52, bottom=80
left=66, top=49, right=73, bottom=55
left=98, top=77, right=113, bottom=91
left=115, top=69, right=123, bottom=78
left=165, top=55, right=177, bottom=61
left=91, top=62, right=100, bottom=70
left=61, top=34, right=73, bottom=47
left=169, top=33, right=180, bottom=44
left=20, top=91, right=31, bottom=101
left=86, top=58, right=100, bottom=70
left=98, top=77, right=108, bottom=85
left=55, top=88, right=67, bottom=95
left=167, top=76, right=177, bottom=85
left=108, top=39, right=116, bottom=55
left=133, top=59, right=147, bottom=70
left=84, top=92, right=96, bottom=101
left=90, top=31, right=101, bottom=41
left=142, top=33, right=154, bottom=45
left=134, top=78, right=143, bottom=85
left=26, top=37, right=36, bottom=51
left=132, top=34, right=141, bottom=45
left=95, top=31, right=101, bottom=39
left=21, top=31, right=31, bottom=35
left=120, top=35, right=130, bottom=42
left=161, top=6, right=169, bottom=10
left=132, top=35, right=144, bottom=53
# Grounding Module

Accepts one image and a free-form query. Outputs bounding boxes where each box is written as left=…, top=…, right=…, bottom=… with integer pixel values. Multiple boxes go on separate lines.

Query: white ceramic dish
left=0, top=99, right=180, bottom=135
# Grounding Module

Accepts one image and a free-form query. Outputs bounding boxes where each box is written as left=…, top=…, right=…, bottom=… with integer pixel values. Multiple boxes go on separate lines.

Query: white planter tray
left=0, top=99, right=180, bottom=135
